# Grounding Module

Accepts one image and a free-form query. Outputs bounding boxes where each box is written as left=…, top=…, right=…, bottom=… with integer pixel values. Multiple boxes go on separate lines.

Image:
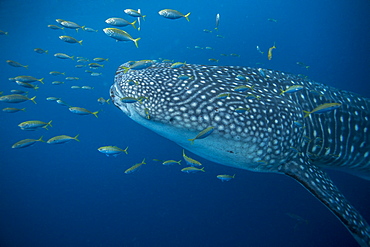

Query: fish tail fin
left=71, top=56, right=75, bottom=60
left=79, top=40, right=83, bottom=45
left=201, top=167, right=205, bottom=172
left=142, top=15, right=146, bottom=21
left=303, top=111, right=311, bottom=118
left=24, top=65, right=29, bottom=69
left=73, top=134, right=80, bottom=142
left=187, top=138, right=195, bottom=145
left=39, top=78, right=44, bottom=84
left=178, top=160, right=182, bottom=165
left=131, top=20, right=137, bottom=29
left=81, top=26, right=86, bottom=31
left=30, top=96, right=37, bottom=104
left=34, top=85, right=39, bottom=90
left=92, top=111, right=99, bottom=118
left=47, top=120, right=53, bottom=127
left=184, top=12, right=191, bottom=22
left=21, top=108, right=26, bottom=111
left=232, top=174, right=236, bottom=178
left=133, top=37, right=141, bottom=48
left=45, top=50, right=49, bottom=54
left=38, top=136, right=45, bottom=142
left=279, top=89, right=285, bottom=95
left=107, top=99, right=111, bottom=104
left=142, top=158, right=146, bottom=164
left=123, top=146, right=129, bottom=154
left=122, top=66, right=130, bottom=73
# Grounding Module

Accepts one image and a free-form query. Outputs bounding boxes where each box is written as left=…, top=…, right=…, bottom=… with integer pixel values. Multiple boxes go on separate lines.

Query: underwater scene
left=1, top=0, right=370, bottom=246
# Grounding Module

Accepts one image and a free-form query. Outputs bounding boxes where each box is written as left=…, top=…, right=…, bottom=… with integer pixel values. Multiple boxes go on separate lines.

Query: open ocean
left=1, top=0, right=370, bottom=246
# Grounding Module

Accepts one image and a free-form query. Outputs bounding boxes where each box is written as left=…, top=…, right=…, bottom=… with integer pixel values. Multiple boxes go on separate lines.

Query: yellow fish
left=125, top=158, right=146, bottom=174
left=181, top=167, right=205, bottom=173
left=268, top=45, right=276, bottom=60
left=12, top=136, right=44, bottom=149
left=188, top=126, right=215, bottom=144
left=47, top=134, right=80, bottom=144
left=303, top=103, right=341, bottom=118
left=69, top=107, right=99, bottom=118
left=18, top=120, right=52, bottom=130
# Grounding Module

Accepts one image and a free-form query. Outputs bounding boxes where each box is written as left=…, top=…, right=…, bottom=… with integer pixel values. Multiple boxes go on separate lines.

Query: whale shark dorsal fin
left=278, top=158, right=370, bottom=246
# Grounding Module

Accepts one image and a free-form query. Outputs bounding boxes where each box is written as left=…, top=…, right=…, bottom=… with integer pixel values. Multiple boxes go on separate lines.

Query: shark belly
left=110, top=62, right=370, bottom=246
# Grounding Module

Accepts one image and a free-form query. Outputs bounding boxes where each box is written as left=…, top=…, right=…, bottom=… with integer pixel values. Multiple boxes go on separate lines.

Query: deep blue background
left=1, top=0, right=369, bottom=246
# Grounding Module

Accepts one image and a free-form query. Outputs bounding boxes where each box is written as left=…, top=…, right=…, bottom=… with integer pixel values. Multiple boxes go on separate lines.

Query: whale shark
left=110, top=62, right=370, bottom=246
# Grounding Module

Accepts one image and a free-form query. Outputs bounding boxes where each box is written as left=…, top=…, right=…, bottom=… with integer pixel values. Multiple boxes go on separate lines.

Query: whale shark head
left=110, top=62, right=304, bottom=172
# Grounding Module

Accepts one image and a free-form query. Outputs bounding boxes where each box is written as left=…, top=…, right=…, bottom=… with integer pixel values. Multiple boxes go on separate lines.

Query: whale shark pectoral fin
left=278, top=158, right=370, bottom=247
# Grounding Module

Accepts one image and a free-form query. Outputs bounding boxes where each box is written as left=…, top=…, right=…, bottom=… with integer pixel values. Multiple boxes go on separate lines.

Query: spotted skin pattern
left=111, top=62, right=370, bottom=246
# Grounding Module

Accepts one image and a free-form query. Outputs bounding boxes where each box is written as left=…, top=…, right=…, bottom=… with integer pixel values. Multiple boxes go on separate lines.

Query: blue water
left=1, top=0, right=370, bottom=246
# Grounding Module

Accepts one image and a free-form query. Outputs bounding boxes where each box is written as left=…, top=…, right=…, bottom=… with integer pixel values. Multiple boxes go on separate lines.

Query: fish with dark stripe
left=110, top=62, right=370, bottom=246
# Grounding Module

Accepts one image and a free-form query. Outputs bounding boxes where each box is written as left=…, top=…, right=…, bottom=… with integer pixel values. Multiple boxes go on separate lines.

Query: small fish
left=59, top=35, right=83, bottom=45
left=124, top=158, right=146, bottom=174
left=122, top=60, right=153, bottom=72
left=124, top=9, right=146, bottom=19
left=47, top=24, right=64, bottom=30
left=6, top=60, right=28, bottom=69
left=34, top=48, right=48, bottom=54
left=279, top=85, right=304, bottom=95
left=182, top=150, right=202, bottom=167
left=88, top=63, right=104, bottom=68
left=103, top=28, right=141, bottom=48
left=208, top=58, right=219, bottom=63
left=52, top=81, right=64, bottom=85
left=233, top=85, right=254, bottom=92
left=90, top=72, right=102, bottom=77
left=268, top=18, right=278, bottom=23
left=137, top=9, right=142, bottom=31
left=15, top=81, right=39, bottom=90
left=229, top=53, right=240, bottom=57
left=158, top=9, right=191, bottom=21
left=83, top=27, right=98, bottom=32
left=205, top=47, right=213, bottom=50
left=18, top=120, right=52, bottom=131
left=245, top=93, right=261, bottom=100
left=303, top=103, right=341, bottom=118
left=12, top=136, right=44, bottom=149
left=93, top=58, right=109, bottom=62
left=297, top=62, right=310, bottom=69
left=181, top=167, right=205, bottom=173
left=220, top=54, right=228, bottom=56
left=46, top=97, right=60, bottom=101
left=0, top=94, right=36, bottom=104
left=14, top=76, right=44, bottom=84
left=177, top=75, right=193, bottom=80
left=188, top=126, right=215, bottom=145
left=236, top=74, right=249, bottom=81
left=216, top=34, right=225, bottom=38
left=47, top=134, right=80, bottom=144
left=56, top=100, right=70, bottom=107
left=2, top=107, right=26, bottom=113
left=120, top=97, right=143, bottom=104
left=60, top=20, right=85, bottom=31
left=215, top=13, right=220, bottom=30
left=10, top=90, right=27, bottom=94
left=75, top=64, right=86, bottom=68
left=217, top=174, right=235, bottom=182
left=203, top=29, right=212, bottom=33
left=256, top=45, right=264, bottom=54
left=69, top=107, right=99, bottom=118
left=54, top=53, right=74, bottom=60
left=171, top=62, right=186, bottom=68
left=217, top=93, right=230, bottom=99
left=162, top=160, right=182, bottom=165
left=105, top=18, right=137, bottom=29
left=0, top=30, right=9, bottom=35
left=97, top=97, right=110, bottom=105
left=81, top=86, right=94, bottom=90
left=65, top=77, right=79, bottom=81
left=234, top=107, right=250, bottom=113
left=268, top=45, right=276, bottom=60
left=98, top=146, right=128, bottom=157
left=71, top=86, right=81, bottom=89
left=49, top=71, right=65, bottom=75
